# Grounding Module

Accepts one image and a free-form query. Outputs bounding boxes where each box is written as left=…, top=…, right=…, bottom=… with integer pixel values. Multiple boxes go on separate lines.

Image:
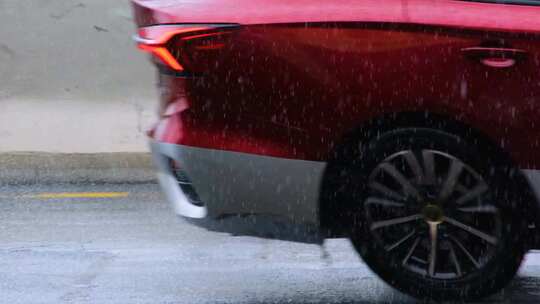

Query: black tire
left=335, top=128, right=529, bottom=301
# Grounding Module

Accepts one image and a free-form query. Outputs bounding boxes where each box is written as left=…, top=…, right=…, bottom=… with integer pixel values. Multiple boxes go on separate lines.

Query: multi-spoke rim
left=364, top=149, right=501, bottom=280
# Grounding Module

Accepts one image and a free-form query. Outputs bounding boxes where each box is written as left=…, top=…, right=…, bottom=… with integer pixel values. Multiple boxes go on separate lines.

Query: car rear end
left=130, top=0, right=330, bottom=233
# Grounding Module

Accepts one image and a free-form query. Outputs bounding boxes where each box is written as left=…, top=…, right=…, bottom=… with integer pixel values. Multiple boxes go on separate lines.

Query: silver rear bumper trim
left=150, top=140, right=326, bottom=226
left=151, top=142, right=207, bottom=218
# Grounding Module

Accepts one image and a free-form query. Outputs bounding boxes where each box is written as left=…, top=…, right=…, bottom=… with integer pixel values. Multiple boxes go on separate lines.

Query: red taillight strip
left=181, top=32, right=234, bottom=51
left=133, top=24, right=239, bottom=71
left=181, top=31, right=234, bottom=41
left=193, top=43, right=226, bottom=51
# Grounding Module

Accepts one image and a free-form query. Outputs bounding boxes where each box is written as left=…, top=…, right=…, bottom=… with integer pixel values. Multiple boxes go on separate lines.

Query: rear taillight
left=134, top=24, right=240, bottom=73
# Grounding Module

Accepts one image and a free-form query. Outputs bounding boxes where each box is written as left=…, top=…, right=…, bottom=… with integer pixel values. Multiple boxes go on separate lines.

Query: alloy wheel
left=364, top=149, right=502, bottom=280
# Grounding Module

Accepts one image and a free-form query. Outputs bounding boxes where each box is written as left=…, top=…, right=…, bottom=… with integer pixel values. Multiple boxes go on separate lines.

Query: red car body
left=133, top=0, right=540, bottom=221
left=132, top=0, right=540, bottom=300
left=135, top=0, right=540, bottom=166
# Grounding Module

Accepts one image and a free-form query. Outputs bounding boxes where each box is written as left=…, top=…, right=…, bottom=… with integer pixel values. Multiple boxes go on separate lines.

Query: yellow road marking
left=27, top=192, right=129, bottom=199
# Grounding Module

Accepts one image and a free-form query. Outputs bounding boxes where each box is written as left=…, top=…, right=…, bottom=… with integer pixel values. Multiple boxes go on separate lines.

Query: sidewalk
left=0, top=1, right=157, bottom=184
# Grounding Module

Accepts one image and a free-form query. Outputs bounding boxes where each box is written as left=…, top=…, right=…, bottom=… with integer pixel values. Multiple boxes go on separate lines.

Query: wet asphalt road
left=1, top=183, right=540, bottom=304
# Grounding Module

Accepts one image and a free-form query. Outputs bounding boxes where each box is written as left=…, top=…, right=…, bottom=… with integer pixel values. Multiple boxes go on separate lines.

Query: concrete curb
left=0, top=152, right=156, bottom=185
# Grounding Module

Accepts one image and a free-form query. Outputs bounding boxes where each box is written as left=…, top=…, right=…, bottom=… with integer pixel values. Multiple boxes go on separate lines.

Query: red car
left=132, top=0, right=540, bottom=301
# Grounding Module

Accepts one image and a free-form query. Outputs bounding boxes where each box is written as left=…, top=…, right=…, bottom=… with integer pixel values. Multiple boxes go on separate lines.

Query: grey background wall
left=0, top=0, right=156, bottom=153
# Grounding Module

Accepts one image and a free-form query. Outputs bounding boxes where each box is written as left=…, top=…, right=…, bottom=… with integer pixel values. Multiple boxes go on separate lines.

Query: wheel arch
left=319, top=111, right=539, bottom=246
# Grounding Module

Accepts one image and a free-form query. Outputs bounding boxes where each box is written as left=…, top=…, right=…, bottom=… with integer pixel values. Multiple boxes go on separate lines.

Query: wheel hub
left=422, top=204, right=443, bottom=224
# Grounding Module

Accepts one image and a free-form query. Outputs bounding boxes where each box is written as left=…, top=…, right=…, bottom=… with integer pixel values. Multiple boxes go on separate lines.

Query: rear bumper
left=150, top=140, right=326, bottom=229
left=151, top=140, right=540, bottom=244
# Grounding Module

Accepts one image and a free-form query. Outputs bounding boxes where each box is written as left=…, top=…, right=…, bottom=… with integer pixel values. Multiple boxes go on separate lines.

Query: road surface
left=1, top=183, right=539, bottom=303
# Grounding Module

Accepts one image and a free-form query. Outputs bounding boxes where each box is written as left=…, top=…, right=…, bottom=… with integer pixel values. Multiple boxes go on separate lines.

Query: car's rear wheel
left=336, top=128, right=528, bottom=301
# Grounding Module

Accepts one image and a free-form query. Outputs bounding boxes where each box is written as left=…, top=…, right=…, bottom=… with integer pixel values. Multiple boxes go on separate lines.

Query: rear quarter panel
left=134, top=0, right=540, bottom=169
